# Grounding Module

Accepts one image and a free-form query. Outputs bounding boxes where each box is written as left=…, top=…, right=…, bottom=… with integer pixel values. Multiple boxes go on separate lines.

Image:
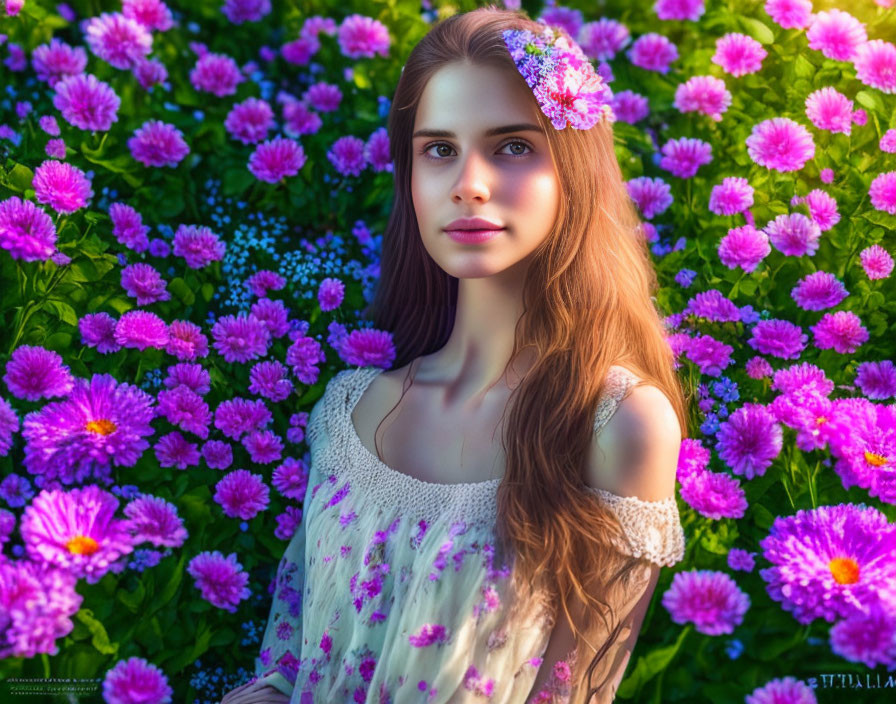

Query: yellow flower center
left=85, top=419, right=116, bottom=435
left=66, top=535, right=99, bottom=555
left=864, top=450, right=888, bottom=467
left=829, top=557, right=860, bottom=585
left=815, top=415, right=827, bottom=426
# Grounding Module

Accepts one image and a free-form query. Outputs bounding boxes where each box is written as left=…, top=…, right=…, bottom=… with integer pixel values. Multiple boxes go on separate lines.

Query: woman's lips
left=444, top=228, right=505, bottom=244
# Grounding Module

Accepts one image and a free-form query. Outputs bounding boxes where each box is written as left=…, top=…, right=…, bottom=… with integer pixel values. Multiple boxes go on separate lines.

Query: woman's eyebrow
left=412, top=122, right=544, bottom=139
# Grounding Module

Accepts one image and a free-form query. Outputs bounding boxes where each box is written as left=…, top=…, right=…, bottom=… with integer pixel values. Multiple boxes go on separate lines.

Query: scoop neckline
left=344, top=366, right=503, bottom=491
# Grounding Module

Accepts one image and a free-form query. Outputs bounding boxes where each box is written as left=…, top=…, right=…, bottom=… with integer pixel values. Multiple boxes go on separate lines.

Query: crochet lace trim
left=315, top=365, right=685, bottom=566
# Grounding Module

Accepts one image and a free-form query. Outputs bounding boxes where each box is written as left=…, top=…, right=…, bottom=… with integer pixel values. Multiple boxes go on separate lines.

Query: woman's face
left=411, top=60, right=561, bottom=279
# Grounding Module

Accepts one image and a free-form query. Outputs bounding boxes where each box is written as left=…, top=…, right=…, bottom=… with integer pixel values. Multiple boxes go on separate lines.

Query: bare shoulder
left=586, top=381, right=682, bottom=501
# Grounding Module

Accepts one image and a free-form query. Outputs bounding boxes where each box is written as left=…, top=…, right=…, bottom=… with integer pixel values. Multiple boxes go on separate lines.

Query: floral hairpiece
left=502, top=25, right=614, bottom=131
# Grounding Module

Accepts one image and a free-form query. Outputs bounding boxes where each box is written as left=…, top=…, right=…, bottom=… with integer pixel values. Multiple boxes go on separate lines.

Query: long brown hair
left=362, top=5, right=691, bottom=701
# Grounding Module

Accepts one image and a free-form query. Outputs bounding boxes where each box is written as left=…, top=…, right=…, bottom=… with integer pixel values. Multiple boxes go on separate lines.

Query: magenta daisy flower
left=854, top=360, right=896, bottom=401
left=102, top=656, right=173, bottom=704
left=272, top=457, right=308, bottom=500
left=249, top=298, right=289, bottom=338
left=327, top=136, right=366, bottom=177
left=31, top=160, right=93, bottom=214
left=281, top=36, right=320, bottom=65
left=123, top=495, right=188, bottom=548
left=21, top=373, right=155, bottom=484
left=31, top=38, right=88, bottom=88
left=805, top=87, right=854, bottom=135
left=156, top=385, right=211, bottom=438
left=810, top=310, right=869, bottom=355
left=172, top=224, right=226, bottom=268
left=577, top=19, right=630, bottom=61
left=829, top=600, right=896, bottom=670
left=764, top=0, right=813, bottom=30
left=654, top=0, right=704, bottom=21
left=214, top=469, right=270, bottom=520
left=365, top=127, right=392, bottom=173
left=84, top=12, right=153, bottom=70
left=0, top=558, right=82, bottom=658
left=202, top=440, right=233, bottom=470
left=245, top=269, right=286, bottom=297
left=0, top=397, right=19, bottom=456
left=122, top=0, right=175, bottom=32
left=249, top=361, right=293, bottom=402
left=44, top=139, right=66, bottom=159
left=746, top=318, right=808, bottom=359
left=746, top=117, right=815, bottom=172
left=806, top=10, right=867, bottom=62
left=283, top=100, right=322, bottom=136
left=764, top=213, right=821, bottom=256
left=78, top=312, right=121, bottom=354
left=745, top=677, right=817, bottom=704
left=881, top=129, right=896, bottom=153
left=337, top=14, right=390, bottom=59
left=302, top=81, right=342, bottom=112
left=166, top=319, right=209, bottom=360
left=189, top=51, right=244, bottom=97
left=627, top=33, right=679, bottom=73
left=222, top=0, right=271, bottom=24
left=662, top=570, right=750, bottom=635
left=248, top=137, right=307, bottom=183
left=120, top=262, right=171, bottom=305
left=853, top=39, right=896, bottom=94
left=712, top=33, right=766, bottom=77
left=20, top=485, right=135, bottom=584
left=659, top=137, right=713, bottom=178
left=679, top=468, right=748, bottom=519
left=186, top=550, right=251, bottom=612
left=790, top=271, right=848, bottom=311
left=243, top=429, right=283, bottom=464
left=109, top=202, right=150, bottom=252
left=859, top=244, right=894, bottom=280
left=760, top=503, right=896, bottom=624
left=802, top=189, right=840, bottom=231
left=673, top=76, right=731, bottom=122
left=128, top=119, right=190, bottom=168
left=709, top=177, right=753, bottom=215
left=715, top=403, right=783, bottom=479
left=163, top=363, right=211, bottom=395
left=609, top=90, right=649, bottom=124
left=717, top=224, right=770, bottom=272
left=211, top=314, right=271, bottom=363
left=625, top=176, right=673, bottom=218
left=869, top=172, right=896, bottom=215
left=3, top=345, right=74, bottom=402
left=0, top=196, right=57, bottom=262
left=114, top=310, right=169, bottom=350
left=133, top=57, right=168, bottom=90
left=154, top=430, right=200, bottom=469
left=224, top=97, right=274, bottom=145
left=213, top=397, right=272, bottom=441
left=52, top=73, right=121, bottom=131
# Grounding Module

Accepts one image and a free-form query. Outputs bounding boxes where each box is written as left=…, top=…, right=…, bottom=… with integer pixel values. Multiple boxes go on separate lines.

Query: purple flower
left=272, top=457, right=308, bottom=500
left=52, top=73, right=121, bottom=131
left=679, top=468, right=748, bottom=519
left=627, top=33, right=679, bottom=73
left=22, top=374, right=155, bottom=485
left=715, top=403, right=782, bottom=479
left=245, top=269, right=286, bottom=297
left=102, top=656, right=173, bottom=704
left=302, top=82, right=341, bottom=112
left=187, top=550, right=251, bottom=612
left=123, top=494, right=188, bottom=548
left=0, top=397, right=19, bottom=456
left=128, top=120, right=190, bottom=168
left=408, top=623, right=449, bottom=647
left=84, top=12, right=153, bottom=69
left=189, top=52, right=244, bottom=97
left=3, top=345, right=74, bottom=401
left=337, top=14, right=390, bottom=59
left=662, top=570, right=750, bottom=635
left=746, top=319, right=808, bottom=360
left=250, top=298, right=291, bottom=338
left=364, top=127, right=392, bottom=173
left=709, top=177, right=753, bottom=216
left=202, top=440, right=233, bottom=470
left=248, top=137, right=306, bottom=183
left=211, top=314, right=271, bottom=364
left=745, top=676, right=817, bottom=704
left=120, top=262, right=171, bottom=304
left=214, top=398, right=271, bottom=440
left=224, top=97, right=274, bottom=144
left=243, top=429, right=283, bottom=464
left=727, top=548, right=756, bottom=572
left=654, top=0, right=704, bottom=21
left=32, top=38, right=87, bottom=88
left=114, top=310, right=169, bottom=351
left=712, top=33, right=766, bottom=77
left=154, top=430, right=200, bottom=469
left=578, top=19, right=630, bottom=61
left=79, top=312, right=122, bottom=353
left=157, top=385, right=211, bottom=438
left=109, top=202, right=150, bottom=252
left=20, top=485, right=135, bottom=584
left=172, top=224, right=226, bottom=268
left=163, top=363, right=211, bottom=395
left=222, top=0, right=271, bottom=24
left=45, top=138, right=67, bottom=159
left=214, top=469, right=269, bottom=519
left=790, top=271, right=847, bottom=311
left=625, top=176, right=673, bottom=219
left=829, top=600, right=896, bottom=670
left=327, top=136, right=367, bottom=177
left=746, top=118, right=815, bottom=172
left=166, top=320, right=209, bottom=360
left=0, top=196, right=57, bottom=262
left=673, top=76, right=731, bottom=122
left=810, top=311, right=869, bottom=355
left=760, top=503, right=896, bottom=624
left=0, top=558, right=82, bottom=658
left=249, top=361, right=293, bottom=402
left=32, top=160, right=93, bottom=214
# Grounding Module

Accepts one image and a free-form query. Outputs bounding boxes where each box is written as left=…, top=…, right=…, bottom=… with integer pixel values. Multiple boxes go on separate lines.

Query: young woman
left=222, top=5, right=689, bottom=703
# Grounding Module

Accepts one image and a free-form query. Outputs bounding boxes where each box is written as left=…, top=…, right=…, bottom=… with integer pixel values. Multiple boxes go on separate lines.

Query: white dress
left=252, top=365, right=685, bottom=703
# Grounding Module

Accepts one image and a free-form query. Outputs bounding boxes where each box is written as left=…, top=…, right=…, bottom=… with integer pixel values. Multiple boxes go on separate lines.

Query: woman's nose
left=451, top=151, right=491, bottom=203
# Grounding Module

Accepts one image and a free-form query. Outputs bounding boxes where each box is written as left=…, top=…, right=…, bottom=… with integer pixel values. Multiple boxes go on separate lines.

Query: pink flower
left=654, top=0, right=704, bottom=22
left=810, top=311, right=869, bottom=354
left=0, top=196, right=57, bottom=262
left=337, top=14, right=390, bottom=59
left=52, top=73, right=121, bottom=131
left=764, top=213, right=821, bottom=256
left=802, top=189, right=839, bottom=231
left=859, top=244, right=894, bottom=280
left=302, top=82, right=341, bottom=112
left=674, top=75, right=731, bottom=122
left=869, top=172, right=896, bottom=214
left=745, top=677, right=818, bottom=704
left=187, top=550, right=251, bottom=612
left=659, top=137, right=712, bottom=179
left=625, top=176, right=673, bottom=219
left=102, top=656, right=173, bottom=704
left=577, top=19, right=630, bottom=61
left=84, top=12, right=153, bottom=70
left=627, top=33, right=678, bottom=73
left=248, top=137, right=307, bottom=183
left=806, top=10, right=867, bottom=62
left=32, top=160, right=93, bottom=214
left=819, top=167, right=835, bottom=183
left=853, top=40, right=896, bottom=94
left=214, top=469, right=269, bottom=520
left=662, top=570, right=750, bottom=635
left=31, top=39, right=87, bottom=87
left=109, top=202, right=150, bottom=252
left=712, top=33, right=766, bottom=77
left=718, top=225, right=770, bottom=273
left=764, top=0, right=812, bottom=30
left=364, top=127, right=392, bottom=173
left=709, top=177, right=754, bottom=216
left=122, top=0, right=175, bottom=32
left=128, top=120, right=190, bottom=167
left=327, top=136, right=366, bottom=177
left=745, top=117, right=815, bottom=172
left=189, top=52, right=244, bottom=97
left=609, top=90, right=649, bottom=124
left=804, top=87, right=854, bottom=135
left=224, top=97, right=274, bottom=145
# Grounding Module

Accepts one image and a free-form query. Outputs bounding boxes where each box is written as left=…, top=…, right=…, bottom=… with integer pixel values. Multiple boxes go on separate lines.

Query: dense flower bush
left=1, top=0, right=895, bottom=702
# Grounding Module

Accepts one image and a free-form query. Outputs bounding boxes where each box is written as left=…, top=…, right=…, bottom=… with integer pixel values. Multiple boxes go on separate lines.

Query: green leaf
left=854, top=90, right=884, bottom=115
left=73, top=608, right=118, bottom=656
left=168, top=277, right=196, bottom=306
left=738, top=17, right=775, bottom=45
left=1, top=162, right=35, bottom=193
left=792, top=54, right=815, bottom=80
left=48, top=300, right=79, bottom=327
left=117, top=579, right=146, bottom=613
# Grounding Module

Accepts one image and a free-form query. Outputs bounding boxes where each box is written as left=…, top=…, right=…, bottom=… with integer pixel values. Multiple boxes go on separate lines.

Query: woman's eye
left=422, top=140, right=532, bottom=159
